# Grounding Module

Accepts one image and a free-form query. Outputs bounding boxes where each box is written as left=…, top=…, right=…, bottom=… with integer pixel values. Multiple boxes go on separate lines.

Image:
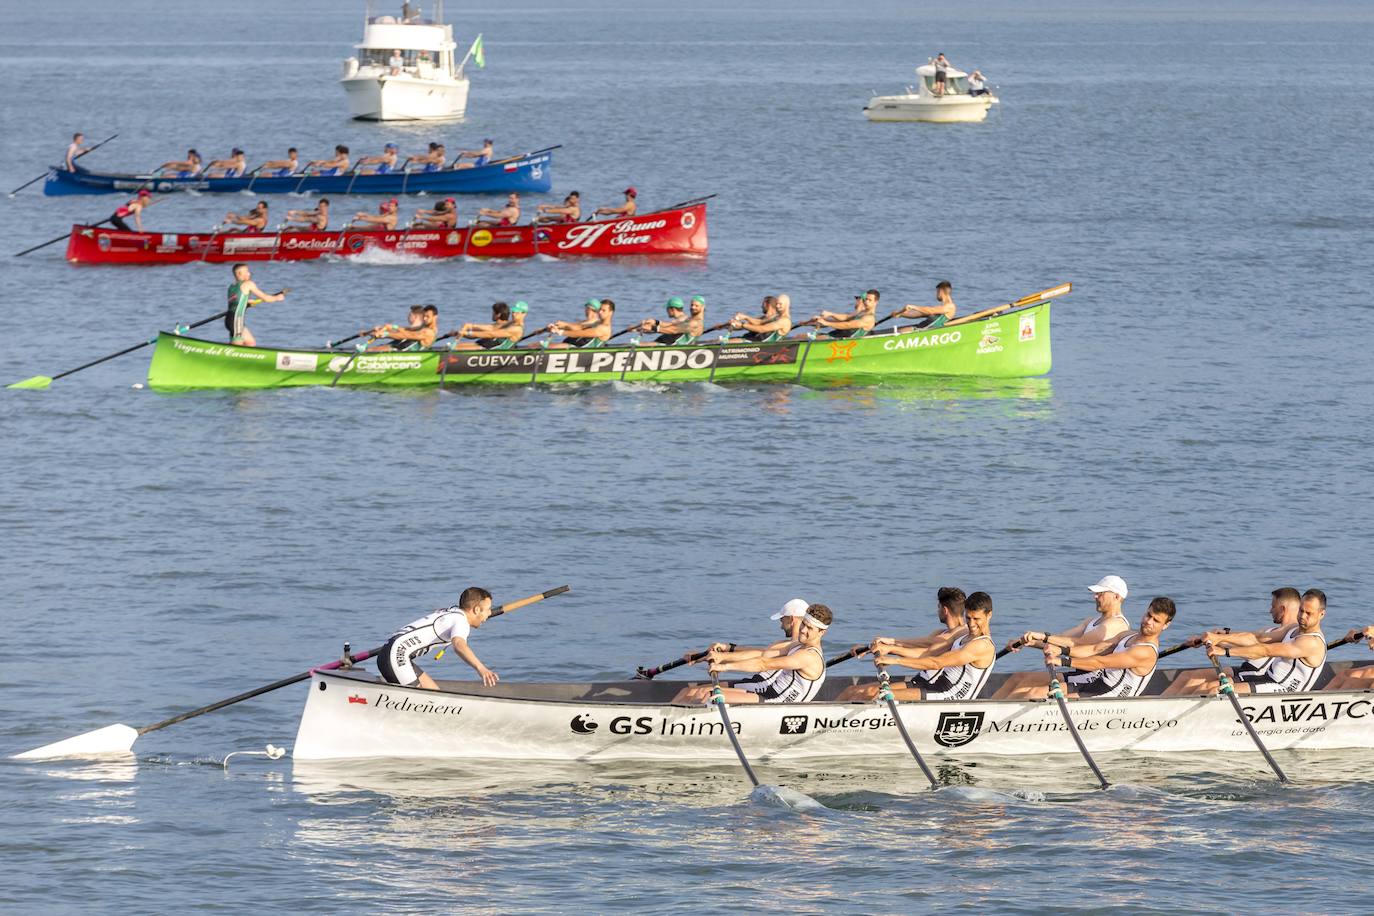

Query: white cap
left=1088, top=575, right=1128, bottom=599
left=770, top=598, right=809, bottom=620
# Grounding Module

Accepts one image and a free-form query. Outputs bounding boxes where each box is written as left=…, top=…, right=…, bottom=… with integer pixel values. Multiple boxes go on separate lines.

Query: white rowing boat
left=292, top=665, right=1374, bottom=761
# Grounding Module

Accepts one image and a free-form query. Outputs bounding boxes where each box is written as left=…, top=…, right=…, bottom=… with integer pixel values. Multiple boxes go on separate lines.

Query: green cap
left=665, top=296, right=685, bottom=312
left=511, top=301, right=528, bottom=313
left=690, top=295, right=705, bottom=306
left=585, top=298, right=601, bottom=310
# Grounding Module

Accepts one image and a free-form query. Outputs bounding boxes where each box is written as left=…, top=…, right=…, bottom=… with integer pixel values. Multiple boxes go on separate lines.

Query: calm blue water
left=3, top=0, right=1374, bottom=911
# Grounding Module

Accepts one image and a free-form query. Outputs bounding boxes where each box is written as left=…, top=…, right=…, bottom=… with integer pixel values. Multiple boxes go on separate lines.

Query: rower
left=413, top=198, right=458, bottom=229
left=257, top=148, right=300, bottom=177
left=1197, top=589, right=1329, bottom=695
left=594, top=187, right=637, bottom=219
left=356, top=142, right=400, bottom=174
left=999, top=596, right=1176, bottom=700
left=546, top=299, right=615, bottom=349
left=284, top=198, right=330, bottom=231
left=670, top=603, right=832, bottom=705
left=869, top=591, right=996, bottom=701
left=377, top=586, right=499, bottom=689
left=1326, top=625, right=1374, bottom=689
left=306, top=145, right=350, bottom=176
left=1161, top=587, right=1301, bottom=696
left=223, top=201, right=269, bottom=232
left=728, top=294, right=792, bottom=343
left=991, top=574, right=1131, bottom=698
left=453, top=301, right=528, bottom=350
left=893, top=280, right=958, bottom=328
left=65, top=132, right=90, bottom=171
left=636, top=297, right=695, bottom=346
left=108, top=189, right=153, bottom=232
left=835, top=586, right=967, bottom=701
left=156, top=149, right=202, bottom=178
left=810, top=289, right=878, bottom=339
left=225, top=263, right=286, bottom=347
left=204, top=148, right=247, bottom=178
left=476, top=193, right=520, bottom=228
left=453, top=138, right=494, bottom=170
left=356, top=304, right=422, bottom=349
left=685, top=598, right=811, bottom=669
left=369, top=304, right=438, bottom=351
left=404, top=142, right=445, bottom=173
left=535, top=191, right=581, bottom=224
left=350, top=198, right=399, bottom=230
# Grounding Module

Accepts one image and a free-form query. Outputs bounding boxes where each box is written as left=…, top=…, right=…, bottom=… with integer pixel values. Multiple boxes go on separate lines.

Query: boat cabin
left=914, top=63, right=973, bottom=98
left=346, top=1, right=458, bottom=79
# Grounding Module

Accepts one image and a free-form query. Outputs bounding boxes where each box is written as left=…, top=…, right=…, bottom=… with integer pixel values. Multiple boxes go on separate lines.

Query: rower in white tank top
left=1242, top=629, right=1326, bottom=693
left=1066, top=632, right=1158, bottom=698
left=1235, top=623, right=1297, bottom=681
left=735, top=643, right=826, bottom=703
left=911, top=633, right=995, bottom=700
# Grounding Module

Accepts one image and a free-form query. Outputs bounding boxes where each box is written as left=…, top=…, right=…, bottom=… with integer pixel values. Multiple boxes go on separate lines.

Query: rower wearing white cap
left=836, top=586, right=967, bottom=701
left=870, top=591, right=997, bottom=701
left=377, top=586, right=498, bottom=689
left=671, top=603, right=832, bottom=704
left=357, top=142, right=400, bottom=175
left=990, top=574, right=1131, bottom=698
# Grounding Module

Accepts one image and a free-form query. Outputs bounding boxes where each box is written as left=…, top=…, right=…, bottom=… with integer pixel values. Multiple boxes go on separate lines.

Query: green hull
left=146, top=303, right=1052, bottom=390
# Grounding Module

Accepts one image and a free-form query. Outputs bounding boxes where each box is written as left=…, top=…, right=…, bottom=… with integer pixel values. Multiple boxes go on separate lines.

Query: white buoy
left=132, top=383, right=144, bottom=389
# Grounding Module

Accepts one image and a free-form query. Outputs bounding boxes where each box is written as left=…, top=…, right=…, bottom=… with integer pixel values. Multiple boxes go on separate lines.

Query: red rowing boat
left=65, top=202, right=708, bottom=265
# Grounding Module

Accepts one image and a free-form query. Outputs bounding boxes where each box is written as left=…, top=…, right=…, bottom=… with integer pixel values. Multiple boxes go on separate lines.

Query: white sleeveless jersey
left=1081, top=612, right=1130, bottom=643
left=910, top=626, right=966, bottom=683
left=920, top=634, right=995, bottom=701
left=1251, top=629, right=1326, bottom=693
left=736, top=644, right=825, bottom=703
left=1066, top=632, right=1157, bottom=698
left=1237, top=623, right=1296, bottom=675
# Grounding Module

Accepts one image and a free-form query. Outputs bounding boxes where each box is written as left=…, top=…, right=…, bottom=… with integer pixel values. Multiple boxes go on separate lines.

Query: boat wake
left=749, top=784, right=829, bottom=813
left=338, top=248, right=427, bottom=266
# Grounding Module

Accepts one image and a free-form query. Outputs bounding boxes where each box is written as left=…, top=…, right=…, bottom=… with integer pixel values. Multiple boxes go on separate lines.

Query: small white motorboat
left=864, top=63, right=998, bottom=124
left=340, top=1, right=481, bottom=121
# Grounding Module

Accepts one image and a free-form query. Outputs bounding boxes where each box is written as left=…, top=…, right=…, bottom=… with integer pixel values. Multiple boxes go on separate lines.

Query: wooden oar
left=9, top=133, right=118, bottom=196
left=484, top=145, right=564, bottom=168
left=1207, top=654, right=1289, bottom=783
left=636, top=643, right=738, bottom=680
left=13, top=585, right=570, bottom=760
left=708, top=675, right=760, bottom=788
left=945, top=282, right=1073, bottom=328
left=1044, top=659, right=1111, bottom=789
left=874, top=657, right=939, bottom=788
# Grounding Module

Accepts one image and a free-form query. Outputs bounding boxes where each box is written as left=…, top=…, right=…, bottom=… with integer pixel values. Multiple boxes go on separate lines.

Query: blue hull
left=43, top=150, right=554, bottom=196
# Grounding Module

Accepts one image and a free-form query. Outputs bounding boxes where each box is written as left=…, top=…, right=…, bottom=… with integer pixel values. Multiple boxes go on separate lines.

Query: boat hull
left=864, top=94, right=997, bottom=123
left=292, top=670, right=1374, bottom=762
left=64, top=204, right=707, bottom=265
left=145, top=302, right=1052, bottom=389
left=42, top=151, right=553, bottom=196
left=342, top=73, right=470, bottom=120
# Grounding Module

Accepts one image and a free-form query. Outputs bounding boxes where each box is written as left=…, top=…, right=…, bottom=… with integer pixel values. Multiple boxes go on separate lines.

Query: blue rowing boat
left=42, top=148, right=556, bottom=196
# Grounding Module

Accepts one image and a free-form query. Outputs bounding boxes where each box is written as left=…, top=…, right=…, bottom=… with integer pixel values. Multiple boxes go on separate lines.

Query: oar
left=995, top=639, right=1023, bottom=660
left=607, top=323, right=643, bottom=343
left=636, top=643, right=738, bottom=680
left=874, top=656, right=939, bottom=788
left=1327, top=631, right=1366, bottom=651
left=518, top=327, right=550, bottom=343
left=659, top=193, right=718, bottom=211
left=14, top=585, right=570, bottom=760
left=1207, top=653, right=1289, bottom=783
left=15, top=221, right=114, bottom=258
left=708, top=674, right=760, bottom=788
left=945, top=282, right=1073, bottom=328
left=9, top=133, right=118, bottom=196
left=1156, top=628, right=1232, bottom=661
left=485, top=145, right=564, bottom=167
left=325, top=331, right=367, bottom=349
left=825, top=644, right=870, bottom=667
left=1044, top=658, right=1110, bottom=789
left=7, top=307, right=242, bottom=390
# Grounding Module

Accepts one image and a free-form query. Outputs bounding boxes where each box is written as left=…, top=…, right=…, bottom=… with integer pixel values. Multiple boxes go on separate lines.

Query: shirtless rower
left=997, top=596, right=1176, bottom=700
left=1162, top=587, right=1301, bottom=696
left=203, top=148, right=247, bottom=178
left=108, top=189, right=154, bottom=232
left=1193, top=589, right=1329, bottom=695
left=991, top=575, right=1131, bottom=698
left=810, top=289, right=879, bottom=339
left=637, top=297, right=692, bottom=345
left=65, top=132, right=90, bottom=171
left=223, top=201, right=269, bottom=232
left=594, top=187, right=637, bottom=219
left=369, top=304, right=438, bottom=351
left=836, top=586, right=967, bottom=701
left=728, top=294, right=792, bottom=343
left=225, top=263, right=286, bottom=347
left=671, top=603, right=832, bottom=704
left=257, top=148, right=300, bottom=176
left=404, top=142, right=445, bottom=172
left=284, top=198, right=330, bottom=231
left=892, top=280, right=958, bottom=327
left=350, top=198, right=399, bottom=230
left=377, top=586, right=499, bottom=689
left=476, top=193, right=520, bottom=227
left=156, top=149, right=202, bottom=177
left=547, top=299, right=615, bottom=349
left=1326, top=625, right=1374, bottom=689
left=453, top=138, right=494, bottom=169
left=535, top=191, right=581, bottom=224
left=306, top=145, right=350, bottom=176
left=413, top=198, right=458, bottom=230
left=453, top=301, right=528, bottom=350
left=869, top=591, right=997, bottom=701
left=356, top=142, right=400, bottom=174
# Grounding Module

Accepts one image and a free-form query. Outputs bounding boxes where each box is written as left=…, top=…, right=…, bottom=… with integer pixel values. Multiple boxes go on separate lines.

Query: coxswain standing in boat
left=403, top=142, right=446, bottom=173
left=729, top=294, right=792, bottom=343
left=932, top=53, right=951, bottom=97
left=369, top=304, right=438, bottom=351
left=810, top=289, right=879, bottom=339
left=594, top=187, right=637, bottom=219
left=1326, top=624, right=1374, bottom=689
left=223, top=201, right=269, bottom=232
left=284, top=198, right=330, bottom=231
left=1161, top=587, right=1300, bottom=696
left=108, top=189, right=154, bottom=232
left=546, top=299, right=615, bottom=349
left=836, top=586, right=968, bottom=701
left=476, top=193, right=520, bottom=228
left=453, top=301, right=528, bottom=350
left=991, top=574, right=1131, bottom=698
left=893, top=280, right=958, bottom=327
left=870, top=591, right=997, bottom=701
left=306, top=145, right=350, bottom=176
left=453, top=138, right=494, bottom=170
left=156, top=149, right=201, bottom=177
left=203, top=148, right=247, bottom=178
left=377, top=587, right=499, bottom=689
left=65, top=132, right=90, bottom=171
left=535, top=191, right=581, bottom=224
left=413, top=198, right=458, bottom=230
left=356, top=142, right=400, bottom=175
left=257, top=148, right=300, bottom=176
left=671, top=603, right=833, bottom=705
left=1195, top=589, right=1329, bottom=695
left=350, top=198, right=399, bottom=230
left=225, top=263, right=286, bottom=347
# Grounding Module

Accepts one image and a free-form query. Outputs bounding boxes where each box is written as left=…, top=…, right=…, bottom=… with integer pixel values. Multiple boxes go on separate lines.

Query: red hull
left=65, top=204, right=708, bottom=265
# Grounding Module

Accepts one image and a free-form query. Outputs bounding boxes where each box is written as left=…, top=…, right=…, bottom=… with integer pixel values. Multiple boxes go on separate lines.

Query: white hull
left=864, top=93, right=997, bottom=123
left=342, top=74, right=470, bottom=121
left=293, top=671, right=1374, bottom=762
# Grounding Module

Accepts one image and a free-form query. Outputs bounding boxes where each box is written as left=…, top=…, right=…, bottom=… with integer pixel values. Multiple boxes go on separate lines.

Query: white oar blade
left=12, top=724, right=139, bottom=760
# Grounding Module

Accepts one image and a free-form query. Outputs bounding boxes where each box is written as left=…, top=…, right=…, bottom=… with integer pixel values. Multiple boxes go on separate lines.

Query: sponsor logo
left=882, top=330, right=962, bottom=351
left=224, top=236, right=280, bottom=254
left=556, top=217, right=670, bottom=252
left=976, top=334, right=1003, bottom=355
left=347, top=695, right=368, bottom=705
left=370, top=693, right=463, bottom=716
left=349, top=237, right=366, bottom=251
left=1239, top=697, right=1372, bottom=725
left=98, top=235, right=111, bottom=250
left=446, top=231, right=460, bottom=245
left=826, top=341, right=858, bottom=363
left=531, top=163, right=543, bottom=179
left=680, top=211, right=697, bottom=229
left=780, top=715, right=809, bottom=735
left=570, top=714, right=599, bottom=734
left=276, top=352, right=319, bottom=372
left=933, top=711, right=984, bottom=748
left=283, top=237, right=344, bottom=251
left=438, top=344, right=800, bottom=377
left=1019, top=315, right=1036, bottom=341
left=569, top=713, right=740, bottom=736
left=470, top=229, right=493, bottom=248
left=535, top=229, right=550, bottom=242
left=504, top=162, right=518, bottom=172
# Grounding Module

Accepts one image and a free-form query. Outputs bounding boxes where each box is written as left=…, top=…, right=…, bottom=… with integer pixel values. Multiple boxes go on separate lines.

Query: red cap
left=624, top=187, right=637, bottom=197
left=445, top=197, right=456, bottom=204
left=383, top=198, right=398, bottom=211
left=137, top=189, right=152, bottom=198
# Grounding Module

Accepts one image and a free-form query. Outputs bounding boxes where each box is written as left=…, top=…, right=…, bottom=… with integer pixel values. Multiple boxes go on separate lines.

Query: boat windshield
left=925, top=75, right=970, bottom=95
left=359, top=47, right=440, bottom=68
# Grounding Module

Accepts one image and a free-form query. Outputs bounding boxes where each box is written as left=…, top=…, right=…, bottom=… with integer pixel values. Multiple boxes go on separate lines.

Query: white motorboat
left=340, top=1, right=480, bottom=121
left=864, top=63, right=998, bottom=124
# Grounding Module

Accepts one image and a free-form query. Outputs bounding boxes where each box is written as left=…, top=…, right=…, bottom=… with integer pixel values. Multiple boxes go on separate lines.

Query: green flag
left=468, top=34, right=485, bottom=69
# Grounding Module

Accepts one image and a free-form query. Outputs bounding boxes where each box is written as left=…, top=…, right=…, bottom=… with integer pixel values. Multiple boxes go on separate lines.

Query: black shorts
left=109, top=214, right=131, bottom=232
left=476, top=338, right=507, bottom=349
left=376, top=635, right=425, bottom=686
left=934, top=71, right=946, bottom=84
left=829, top=328, right=858, bottom=339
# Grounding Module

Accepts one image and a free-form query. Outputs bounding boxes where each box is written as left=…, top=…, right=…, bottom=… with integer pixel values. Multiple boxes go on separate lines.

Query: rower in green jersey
left=225, top=263, right=286, bottom=347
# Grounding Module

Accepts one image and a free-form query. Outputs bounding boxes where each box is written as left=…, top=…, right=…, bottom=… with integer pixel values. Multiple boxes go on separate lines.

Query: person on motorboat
left=894, top=280, right=958, bottom=327
left=869, top=591, right=997, bottom=701
left=535, top=191, right=582, bottom=224
left=156, top=149, right=202, bottom=178
left=594, top=187, right=637, bottom=219
left=349, top=198, right=399, bottom=230
left=306, top=145, right=350, bottom=176
left=671, top=603, right=833, bottom=705
left=1196, top=589, right=1328, bottom=695
left=452, top=301, right=528, bottom=351
left=377, top=586, right=500, bottom=689
left=225, top=263, right=286, bottom=347
left=932, top=53, right=951, bottom=97
left=284, top=198, right=330, bottom=231
left=108, top=189, right=154, bottom=232
left=836, top=586, right=968, bottom=701
left=636, top=297, right=696, bottom=345
left=223, top=201, right=269, bottom=232
left=203, top=148, right=247, bottom=178
left=810, top=289, right=879, bottom=338
left=1161, top=587, right=1301, bottom=696
left=257, top=148, right=300, bottom=177
left=413, top=198, right=458, bottom=230
left=968, top=69, right=990, bottom=96
left=546, top=299, right=615, bottom=349
left=728, top=294, right=792, bottom=343
left=356, top=142, right=400, bottom=175
left=65, top=132, right=90, bottom=171
left=1325, top=624, right=1374, bottom=689
left=368, top=304, right=438, bottom=351
left=476, top=193, right=520, bottom=228
left=404, top=142, right=446, bottom=172
left=453, top=138, right=494, bottom=170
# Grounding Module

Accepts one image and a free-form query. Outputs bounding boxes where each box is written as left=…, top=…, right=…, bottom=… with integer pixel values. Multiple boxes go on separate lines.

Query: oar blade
left=13, top=723, right=139, bottom=760
left=7, top=375, right=54, bottom=390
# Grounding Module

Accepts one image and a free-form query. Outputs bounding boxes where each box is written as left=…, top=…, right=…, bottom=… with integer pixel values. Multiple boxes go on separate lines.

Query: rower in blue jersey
left=403, top=142, right=446, bottom=172
left=377, top=587, right=500, bottom=689
left=203, top=148, right=247, bottom=177
left=305, top=145, right=350, bottom=176
left=225, top=263, right=287, bottom=347
left=453, top=138, right=494, bottom=170
left=356, top=142, right=400, bottom=175
left=155, top=148, right=201, bottom=178
left=256, top=148, right=300, bottom=177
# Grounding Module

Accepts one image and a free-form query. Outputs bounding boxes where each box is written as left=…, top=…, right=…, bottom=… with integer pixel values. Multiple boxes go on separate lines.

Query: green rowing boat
left=146, top=299, right=1058, bottom=391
